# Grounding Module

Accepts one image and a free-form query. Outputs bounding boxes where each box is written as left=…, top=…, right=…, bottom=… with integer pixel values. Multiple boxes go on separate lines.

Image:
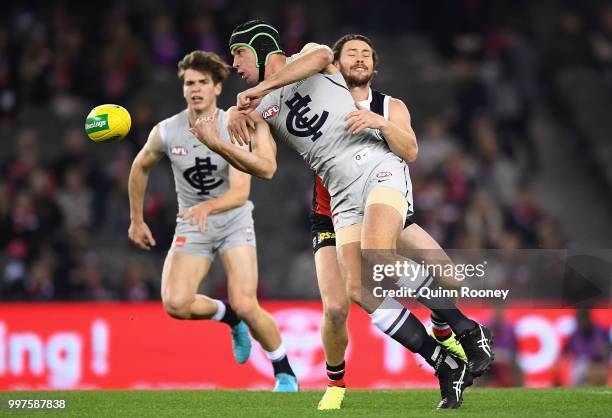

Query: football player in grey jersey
left=192, top=21, right=493, bottom=409
left=229, top=32, right=469, bottom=410
left=127, top=51, right=298, bottom=392
left=311, top=34, right=470, bottom=410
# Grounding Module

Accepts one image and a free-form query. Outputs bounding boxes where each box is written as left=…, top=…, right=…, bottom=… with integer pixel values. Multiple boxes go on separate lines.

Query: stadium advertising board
left=1, top=302, right=610, bottom=390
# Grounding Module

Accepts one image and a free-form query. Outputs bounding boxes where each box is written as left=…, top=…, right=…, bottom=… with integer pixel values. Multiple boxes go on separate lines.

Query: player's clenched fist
left=177, top=202, right=212, bottom=233
left=128, top=221, right=157, bottom=251
left=190, top=110, right=221, bottom=150
left=237, top=86, right=266, bottom=113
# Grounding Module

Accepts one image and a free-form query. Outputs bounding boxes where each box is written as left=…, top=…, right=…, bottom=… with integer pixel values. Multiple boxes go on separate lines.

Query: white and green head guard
left=229, top=20, right=284, bottom=81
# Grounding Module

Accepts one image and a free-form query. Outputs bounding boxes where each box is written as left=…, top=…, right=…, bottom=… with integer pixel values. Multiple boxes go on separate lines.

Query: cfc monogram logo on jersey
left=183, top=157, right=223, bottom=195
left=285, top=92, right=329, bottom=141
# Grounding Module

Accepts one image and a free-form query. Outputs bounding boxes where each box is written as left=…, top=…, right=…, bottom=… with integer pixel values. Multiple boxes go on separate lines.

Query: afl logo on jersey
left=262, top=105, right=280, bottom=120
left=171, top=146, right=188, bottom=156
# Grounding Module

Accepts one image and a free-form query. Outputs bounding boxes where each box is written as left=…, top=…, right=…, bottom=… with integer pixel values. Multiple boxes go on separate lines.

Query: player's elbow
left=313, top=45, right=333, bottom=68
left=259, top=161, right=277, bottom=180
left=130, top=160, right=149, bottom=178
left=256, top=159, right=276, bottom=180
left=133, top=152, right=156, bottom=173
left=259, top=172, right=274, bottom=180
left=404, top=143, right=418, bottom=163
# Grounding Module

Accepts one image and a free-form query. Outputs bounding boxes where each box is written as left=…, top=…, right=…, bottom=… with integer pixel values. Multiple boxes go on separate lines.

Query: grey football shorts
left=331, top=155, right=414, bottom=231
left=170, top=211, right=256, bottom=260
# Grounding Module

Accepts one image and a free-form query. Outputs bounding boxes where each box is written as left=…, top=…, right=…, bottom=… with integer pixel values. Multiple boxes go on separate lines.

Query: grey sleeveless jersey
left=256, top=56, right=395, bottom=199
left=159, top=109, right=253, bottom=217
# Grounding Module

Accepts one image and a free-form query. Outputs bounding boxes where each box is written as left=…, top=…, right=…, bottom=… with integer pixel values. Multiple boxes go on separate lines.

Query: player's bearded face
left=232, top=47, right=258, bottom=84
left=183, top=69, right=220, bottom=112
left=338, top=40, right=375, bottom=88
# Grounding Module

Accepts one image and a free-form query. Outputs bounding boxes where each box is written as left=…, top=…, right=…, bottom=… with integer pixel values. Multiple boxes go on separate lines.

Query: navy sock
left=272, top=355, right=295, bottom=377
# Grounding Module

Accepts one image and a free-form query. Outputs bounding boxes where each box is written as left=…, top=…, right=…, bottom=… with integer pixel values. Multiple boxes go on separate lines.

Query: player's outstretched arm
left=268, top=43, right=337, bottom=83
left=237, top=44, right=335, bottom=112
left=191, top=108, right=277, bottom=180
left=128, top=125, right=164, bottom=250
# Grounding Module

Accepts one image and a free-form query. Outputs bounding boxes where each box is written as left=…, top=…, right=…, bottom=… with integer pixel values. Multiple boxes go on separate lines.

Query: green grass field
left=0, top=388, right=611, bottom=417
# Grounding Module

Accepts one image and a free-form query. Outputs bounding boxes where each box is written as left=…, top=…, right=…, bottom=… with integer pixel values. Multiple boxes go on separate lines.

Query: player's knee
left=363, top=250, right=390, bottom=272
left=163, top=294, right=194, bottom=319
left=346, top=281, right=363, bottom=305
left=346, top=280, right=382, bottom=313
left=231, top=298, right=260, bottom=323
left=323, top=301, right=349, bottom=327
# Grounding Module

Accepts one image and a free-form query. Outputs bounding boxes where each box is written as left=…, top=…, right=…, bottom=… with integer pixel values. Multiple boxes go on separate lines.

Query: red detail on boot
left=432, top=326, right=452, bottom=339
left=327, top=378, right=346, bottom=388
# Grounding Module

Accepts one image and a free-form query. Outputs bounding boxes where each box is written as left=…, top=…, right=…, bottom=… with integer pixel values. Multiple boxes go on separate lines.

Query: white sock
left=369, top=297, right=410, bottom=336
left=211, top=299, right=226, bottom=321
left=266, top=343, right=287, bottom=362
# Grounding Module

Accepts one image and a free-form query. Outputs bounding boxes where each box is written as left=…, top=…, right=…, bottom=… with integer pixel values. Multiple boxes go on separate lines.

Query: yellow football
left=85, top=104, right=131, bottom=143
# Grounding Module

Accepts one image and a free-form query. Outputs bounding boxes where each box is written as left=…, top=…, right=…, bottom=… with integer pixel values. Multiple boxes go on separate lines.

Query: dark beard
left=343, top=72, right=375, bottom=88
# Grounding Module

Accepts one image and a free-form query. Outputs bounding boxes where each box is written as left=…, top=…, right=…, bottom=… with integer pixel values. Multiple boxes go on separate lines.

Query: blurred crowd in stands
left=2, top=0, right=612, bottom=302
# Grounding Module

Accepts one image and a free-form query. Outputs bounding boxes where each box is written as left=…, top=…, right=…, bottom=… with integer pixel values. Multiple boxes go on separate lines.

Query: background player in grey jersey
left=127, top=50, right=298, bottom=392
left=193, top=20, right=493, bottom=409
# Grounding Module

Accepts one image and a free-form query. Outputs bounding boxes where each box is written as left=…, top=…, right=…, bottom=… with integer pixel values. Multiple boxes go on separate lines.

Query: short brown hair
left=177, top=51, right=231, bottom=85
left=332, top=34, right=378, bottom=67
